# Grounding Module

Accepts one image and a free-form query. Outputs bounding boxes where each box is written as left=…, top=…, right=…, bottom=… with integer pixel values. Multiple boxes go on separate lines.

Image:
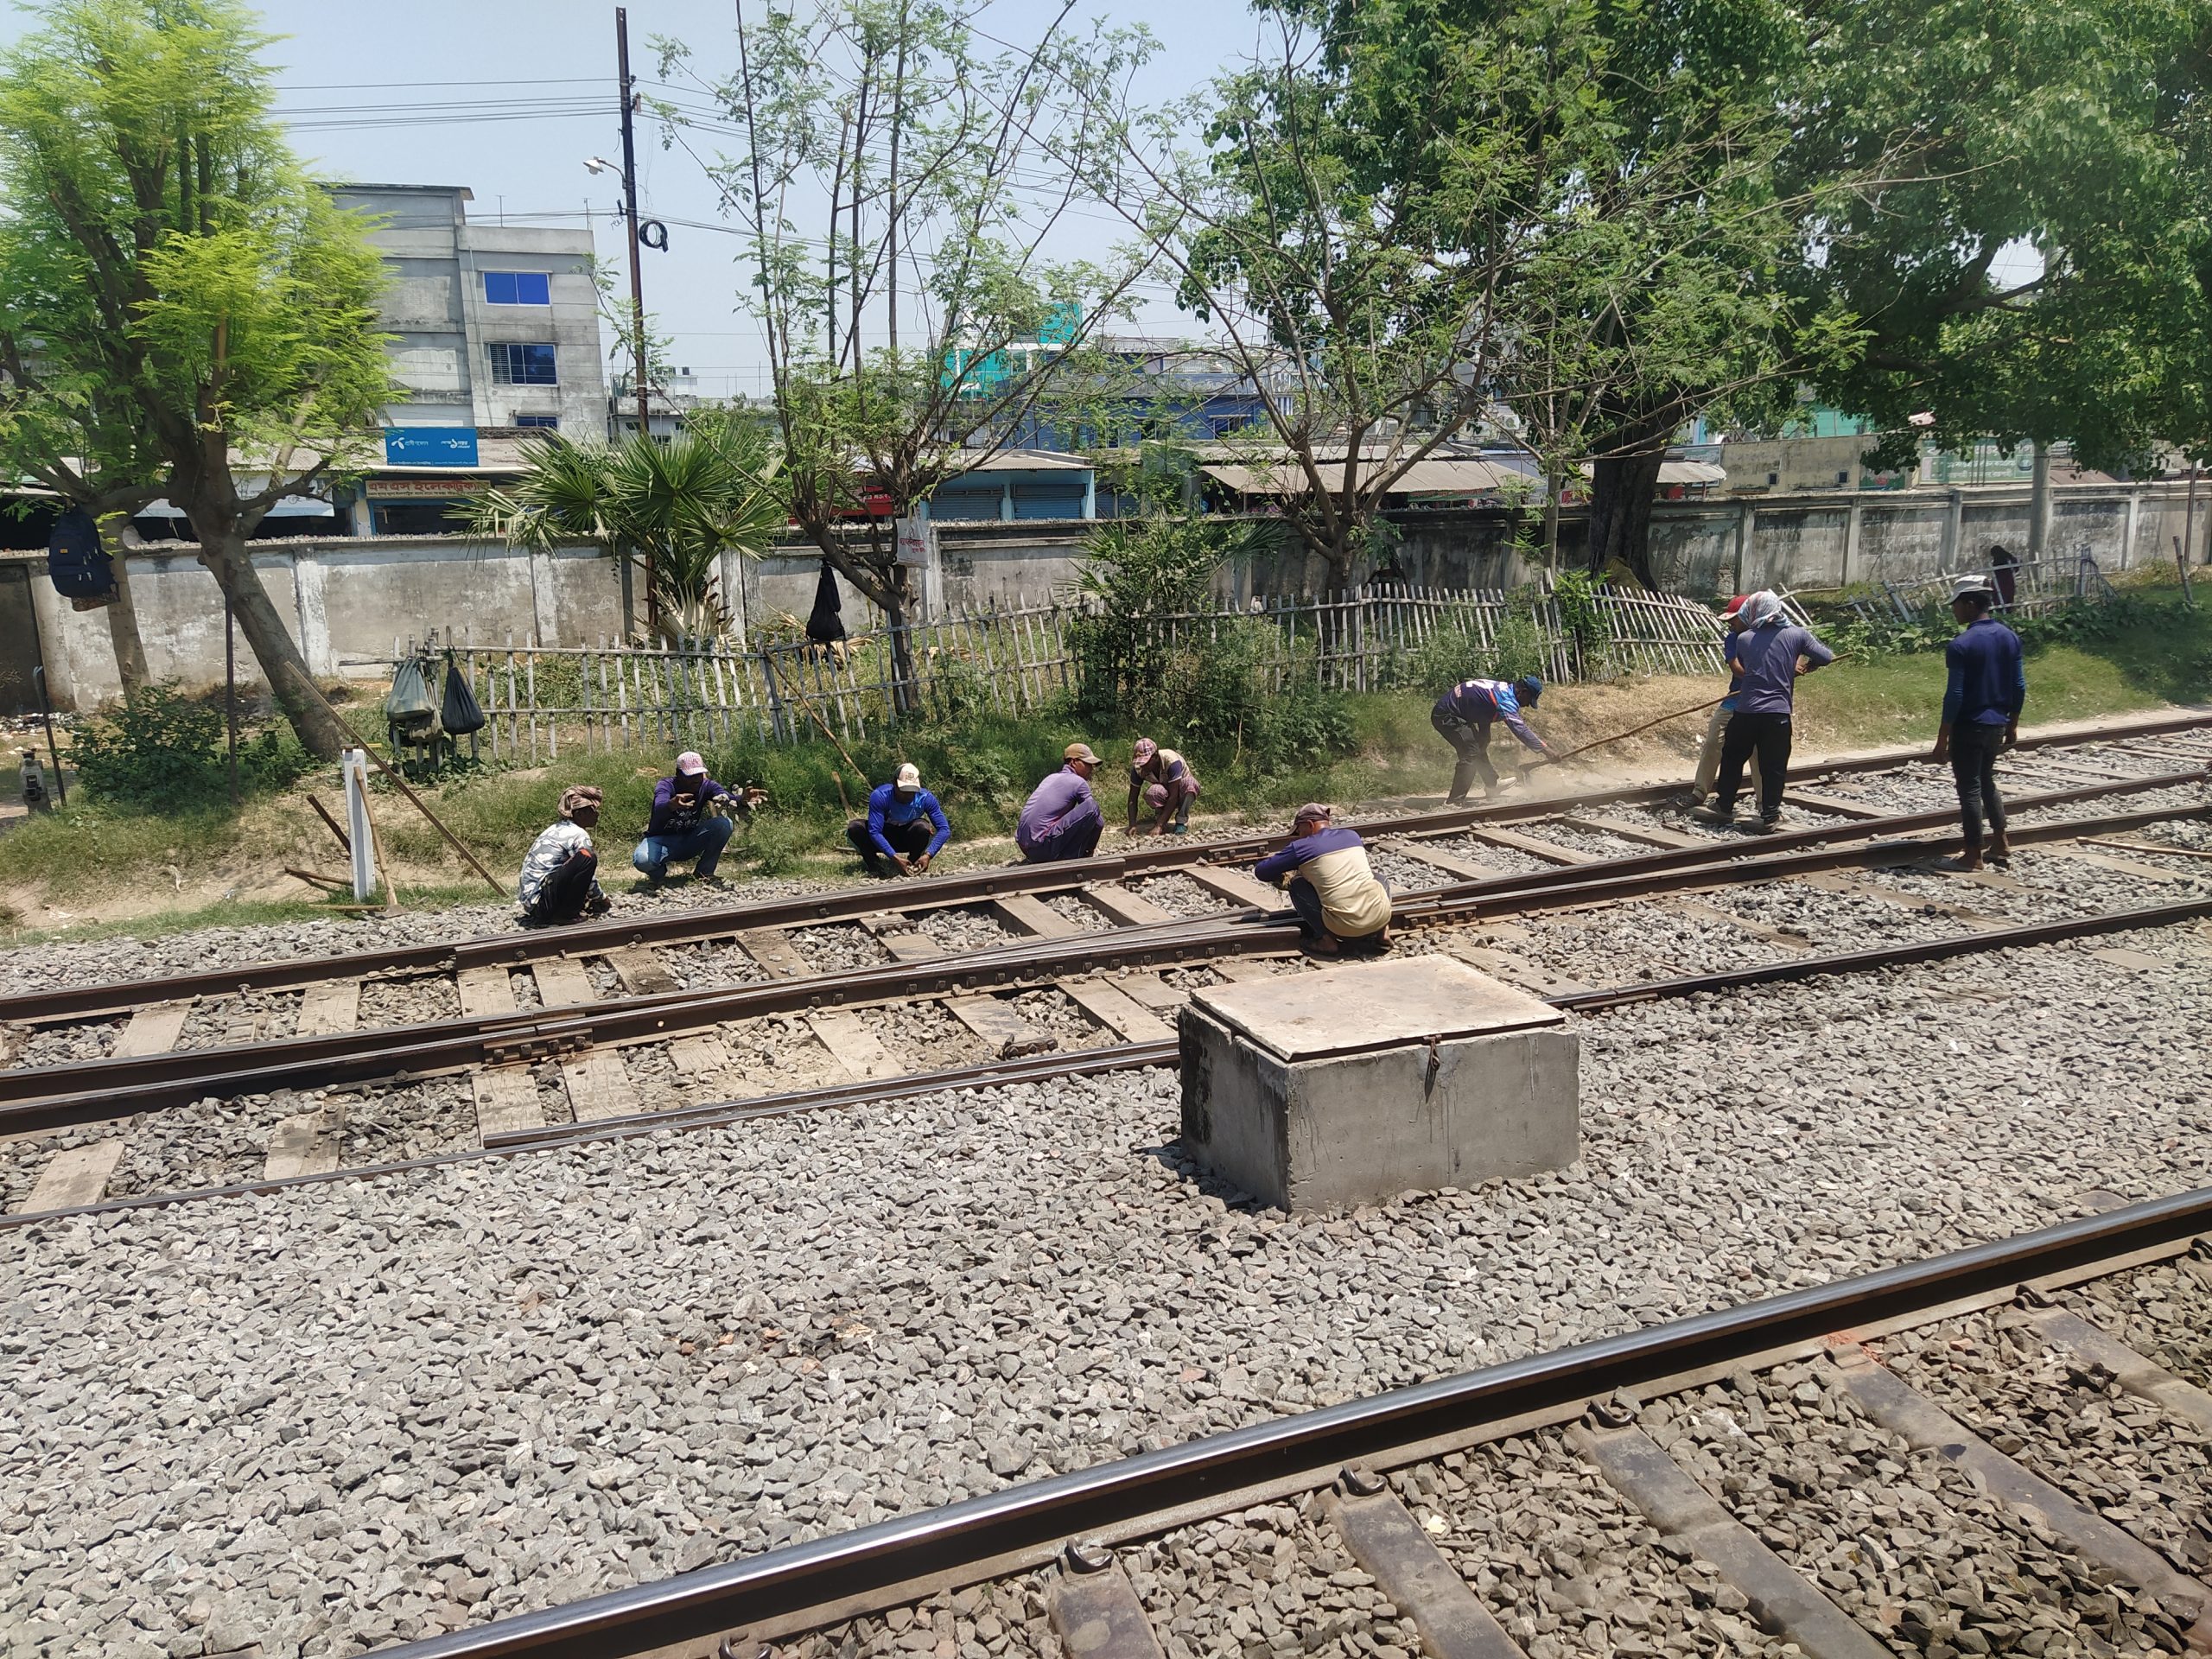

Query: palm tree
left=466, top=414, right=785, bottom=644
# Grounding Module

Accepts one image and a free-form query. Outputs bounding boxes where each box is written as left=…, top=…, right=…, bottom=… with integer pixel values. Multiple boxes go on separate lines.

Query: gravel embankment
left=3, top=928, right=2206, bottom=1657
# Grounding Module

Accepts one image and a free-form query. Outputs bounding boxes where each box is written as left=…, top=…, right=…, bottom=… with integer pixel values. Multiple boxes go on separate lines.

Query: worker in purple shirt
left=1431, top=675, right=1551, bottom=803
left=1693, top=591, right=1834, bottom=833
left=1015, top=742, right=1105, bottom=862
left=632, top=750, right=763, bottom=884
left=1931, top=573, right=2025, bottom=871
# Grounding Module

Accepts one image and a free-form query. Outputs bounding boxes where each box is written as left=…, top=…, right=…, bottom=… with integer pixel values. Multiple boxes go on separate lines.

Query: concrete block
left=1179, top=953, right=1577, bottom=1211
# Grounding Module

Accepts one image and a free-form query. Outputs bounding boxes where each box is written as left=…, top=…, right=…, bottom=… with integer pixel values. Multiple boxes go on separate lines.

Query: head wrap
left=1738, top=590, right=1786, bottom=629
left=559, top=785, right=603, bottom=820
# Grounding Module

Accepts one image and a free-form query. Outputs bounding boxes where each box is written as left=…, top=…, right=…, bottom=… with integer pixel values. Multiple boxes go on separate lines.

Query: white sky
left=0, top=1, right=1262, bottom=400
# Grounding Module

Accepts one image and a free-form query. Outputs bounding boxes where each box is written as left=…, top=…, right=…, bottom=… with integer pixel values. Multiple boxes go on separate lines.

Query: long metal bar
left=3, top=712, right=2199, bottom=1027
left=372, top=1184, right=2212, bottom=1659
left=4, top=790, right=2203, bottom=1131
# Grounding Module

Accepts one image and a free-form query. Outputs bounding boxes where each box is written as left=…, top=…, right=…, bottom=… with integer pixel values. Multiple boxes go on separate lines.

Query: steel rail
left=3, top=787, right=2204, bottom=1134
left=8, top=891, right=2202, bottom=1235
left=368, top=1184, right=2212, bottom=1659
left=6, top=710, right=2202, bottom=1026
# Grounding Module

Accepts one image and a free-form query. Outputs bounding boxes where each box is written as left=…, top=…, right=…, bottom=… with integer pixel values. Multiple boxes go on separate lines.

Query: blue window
left=515, top=414, right=559, bottom=429
left=483, top=270, right=550, bottom=306
left=487, top=342, right=558, bottom=385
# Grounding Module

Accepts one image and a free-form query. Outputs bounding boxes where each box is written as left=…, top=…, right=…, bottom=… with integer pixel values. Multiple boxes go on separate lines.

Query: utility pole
left=616, top=6, right=658, bottom=631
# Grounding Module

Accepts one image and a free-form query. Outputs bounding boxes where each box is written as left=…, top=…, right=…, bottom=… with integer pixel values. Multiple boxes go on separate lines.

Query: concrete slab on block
left=807, top=1010, right=899, bottom=1079
left=19, top=1139, right=125, bottom=1213
left=607, top=947, right=682, bottom=996
left=1192, top=952, right=1562, bottom=1062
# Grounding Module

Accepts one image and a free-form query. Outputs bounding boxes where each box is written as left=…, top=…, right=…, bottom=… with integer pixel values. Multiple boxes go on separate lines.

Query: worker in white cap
left=632, top=749, right=763, bottom=886
left=848, top=761, right=951, bottom=877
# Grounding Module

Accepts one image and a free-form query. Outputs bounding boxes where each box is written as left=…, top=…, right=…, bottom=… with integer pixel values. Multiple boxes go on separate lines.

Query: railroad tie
left=607, top=947, right=683, bottom=997
left=2041, top=846, right=2200, bottom=885
left=531, top=957, right=598, bottom=1008
left=18, top=1140, right=127, bottom=1213
left=865, top=917, right=944, bottom=963
left=111, top=1001, right=191, bottom=1058
left=990, top=893, right=1080, bottom=938
left=471, top=1066, right=546, bottom=1139
left=1379, top=839, right=1506, bottom=882
left=804, top=1010, right=900, bottom=1080
left=1060, top=977, right=1175, bottom=1045
left=667, top=1033, right=737, bottom=1104
left=1082, top=883, right=1181, bottom=927
left=294, top=979, right=361, bottom=1036
left=1822, top=1349, right=2212, bottom=1622
left=263, top=1108, right=343, bottom=1180
left=1573, top=1422, right=1890, bottom=1659
left=1184, top=863, right=1289, bottom=912
left=1562, top=813, right=1710, bottom=852
left=944, top=994, right=1055, bottom=1058
left=1664, top=898, right=1814, bottom=954
left=561, top=1050, right=640, bottom=1122
left=1465, top=825, right=1598, bottom=866
left=1321, top=1477, right=1528, bottom=1659
left=454, top=964, right=518, bottom=1019
left=1049, top=1548, right=1166, bottom=1659
left=2024, top=1307, right=2212, bottom=1436
left=1113, top=972, right=1190, bottom=1014
left=735, top=928, right=809, bottom=979
left=1783, top=787, right=1888, bottom=821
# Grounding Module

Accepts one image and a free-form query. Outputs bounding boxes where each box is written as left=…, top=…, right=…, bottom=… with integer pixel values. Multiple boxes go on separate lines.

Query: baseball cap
left=1950, top=573, right=1994, bottom=600
left=1131, top=737, right=1158, bottom=766
left=675, top=750, right=706, bottom=777
left=1064, top=742, right=1100, bottom=765
left=1723, top=594, right=1748, bottom=617
left=1293, top=801, right=1332, bottom=828
left=895, top=762, right=921, bottom=791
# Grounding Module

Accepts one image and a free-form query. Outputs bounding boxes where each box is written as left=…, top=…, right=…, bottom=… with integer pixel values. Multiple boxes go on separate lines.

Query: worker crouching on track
left=1016, top=742, right=1105, bottom=862
left=1253, top=802, right=1393, bottom=957
left=1932, top=573, right=2024, bottom=872
left=1126, top=738, right=1199, bottom=836
left=518, top=785, right=611, bottom=925
left=1693, top=592, right=1833, bottom=834
left=1431, top=675, right=1552, bottom=803
left=848, top=762, right=950, bottom=877
left=632, top=750, right=764, bottom=886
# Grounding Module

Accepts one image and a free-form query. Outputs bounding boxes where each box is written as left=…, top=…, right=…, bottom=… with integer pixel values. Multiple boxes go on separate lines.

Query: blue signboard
left=384, top=427, right=480, bottom=467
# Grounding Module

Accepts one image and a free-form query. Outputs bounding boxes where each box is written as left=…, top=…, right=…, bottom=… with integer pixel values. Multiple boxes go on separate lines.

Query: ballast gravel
left=3, top=931, right=2209, bottom=1656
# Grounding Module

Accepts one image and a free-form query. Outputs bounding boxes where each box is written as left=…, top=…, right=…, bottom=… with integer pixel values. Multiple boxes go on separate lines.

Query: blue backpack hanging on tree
left=46, top=506, right=114, bottom=602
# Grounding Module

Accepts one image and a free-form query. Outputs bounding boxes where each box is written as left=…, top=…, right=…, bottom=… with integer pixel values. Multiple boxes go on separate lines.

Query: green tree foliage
left=660, top=2, right=1154, bottom=702
left=1786, top=0, right=2212, bottom=477
left=467, top=416, right=786, bottom=643
left=71, top=682, right=309, bottom=810
left=0, top=0, right=393, bottom=758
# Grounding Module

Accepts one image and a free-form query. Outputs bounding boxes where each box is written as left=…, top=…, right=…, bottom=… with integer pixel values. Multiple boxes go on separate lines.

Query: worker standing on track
left=1931, top=573, right=2024, bottom=872
left=1431, top=675, right=1552, bottom=804
left=518, top=785, right=611, bottom=925
left=1254, top=803, right=1393, bottom=957
left=1126, top=738, right=1200, bottom=836
left=632, top=751, right=764, bottom=886
left=1694, top=591, right=1834, bottom=834
left=847, top=762, right=951, bottom=877
left=1689, top=595, right=1761, bottom=807
left=1016, top=742, right=1105, bottom=863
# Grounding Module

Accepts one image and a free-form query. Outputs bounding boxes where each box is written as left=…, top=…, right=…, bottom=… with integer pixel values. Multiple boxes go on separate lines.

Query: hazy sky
left=0, top=1, right=1264, bottom=399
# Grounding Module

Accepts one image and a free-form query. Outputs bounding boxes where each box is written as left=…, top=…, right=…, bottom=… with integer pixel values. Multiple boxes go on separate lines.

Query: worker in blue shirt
left=1431, top=675, right=1551, bottom=803
left=845, top=762, right=951, bottom=877
left=1693, top=591, right=1834, bottom=833
left=1931, top=574, right=2025, bottom=871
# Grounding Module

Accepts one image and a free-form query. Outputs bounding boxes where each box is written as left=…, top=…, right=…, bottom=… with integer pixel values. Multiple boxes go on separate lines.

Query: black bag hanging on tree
left=45, top=506, right=115, bottom=604
left=804, top=558, right=846, bottom=645
left=439, top=650, right=486, bottom=736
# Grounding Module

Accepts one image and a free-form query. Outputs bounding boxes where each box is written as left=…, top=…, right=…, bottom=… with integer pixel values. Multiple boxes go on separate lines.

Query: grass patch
left=0, top=804, right=251, bottom=898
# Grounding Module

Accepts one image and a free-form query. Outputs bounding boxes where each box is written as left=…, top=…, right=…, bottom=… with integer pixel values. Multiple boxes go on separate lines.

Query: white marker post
left=342, top=749, right=378, bottom=901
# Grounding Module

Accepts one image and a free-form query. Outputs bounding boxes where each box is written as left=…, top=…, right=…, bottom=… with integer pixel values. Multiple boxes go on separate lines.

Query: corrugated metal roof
left=1202, top=456, right=1532, bottom=496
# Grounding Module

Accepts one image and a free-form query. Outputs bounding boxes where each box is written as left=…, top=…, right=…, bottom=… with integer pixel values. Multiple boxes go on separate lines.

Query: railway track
left=360, top=1183, right=2212, bottom=1659
left=2, top=712, right=2206, bottom=1224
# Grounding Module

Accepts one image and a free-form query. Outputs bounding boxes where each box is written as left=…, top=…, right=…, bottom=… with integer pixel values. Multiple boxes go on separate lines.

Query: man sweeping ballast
left=1431, top=676, right=1552, bottom=803
left=1252, top=802, right=1392, bottom=957
left=1693, top=590, right=1834, bottom=833
left=1931, top=573, right=2024, bottom=871
left=518, top=786, right=610, bottom=925
left=847, top=762, right=951, bottom=877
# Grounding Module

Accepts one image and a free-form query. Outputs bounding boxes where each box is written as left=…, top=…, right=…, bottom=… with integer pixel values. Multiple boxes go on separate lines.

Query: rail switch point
left=1179, top=953, right=1578, bottom=1212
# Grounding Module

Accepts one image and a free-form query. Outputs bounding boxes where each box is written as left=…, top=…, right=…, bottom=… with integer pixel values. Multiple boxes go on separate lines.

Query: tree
left=466, top=418, right=787, bottom=644
left=1787, top=0, right=2212, bottom=547
left=0, top=0, right=393, bottom=757
left=1055, top=0, right=1839, bottom=588
left=659, top=0, right=1153, bottom=703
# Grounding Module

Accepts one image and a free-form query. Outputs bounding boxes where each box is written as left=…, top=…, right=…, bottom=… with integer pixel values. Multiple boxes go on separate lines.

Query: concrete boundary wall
left=10, top=478, right=2203, bottom=709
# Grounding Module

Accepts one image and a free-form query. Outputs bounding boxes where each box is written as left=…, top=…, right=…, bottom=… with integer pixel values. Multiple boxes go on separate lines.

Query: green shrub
left=72, top=683, right=314, bottom=812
